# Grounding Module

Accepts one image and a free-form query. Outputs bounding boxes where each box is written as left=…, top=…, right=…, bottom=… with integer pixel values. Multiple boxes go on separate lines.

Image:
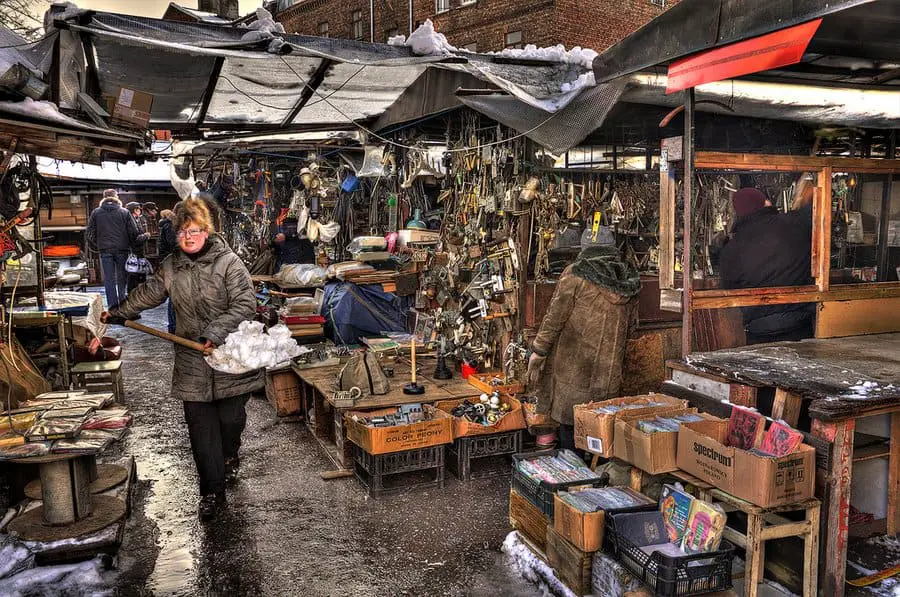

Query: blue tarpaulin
left=322, top=282, right=410, bottom=345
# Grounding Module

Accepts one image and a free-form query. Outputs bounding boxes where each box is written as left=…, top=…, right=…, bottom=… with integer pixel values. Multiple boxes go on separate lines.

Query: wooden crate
left=547, top=525, right=593, bottom=597
left=509, top=488, right=549, bottom=554
left=435, top=396, right=526, bottom=438
left=265, top=368, right=302, bottom=416
left=345, top=405, right=452, bottom=455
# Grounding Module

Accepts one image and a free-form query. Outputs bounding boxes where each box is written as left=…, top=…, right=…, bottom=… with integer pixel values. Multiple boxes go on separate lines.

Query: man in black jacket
left=719, top=187, right=815, bottom=344
left=86, top=190, right=148, bottom=308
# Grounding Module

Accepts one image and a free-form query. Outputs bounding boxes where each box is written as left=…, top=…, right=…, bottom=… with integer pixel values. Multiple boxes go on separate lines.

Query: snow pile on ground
left=388, top=19, right=456, bottom=55
left=205, top=321, right=308, bottom=374
left=0, top=555, right=111, bottom=597
left=501, top=532, right=575, bottom=597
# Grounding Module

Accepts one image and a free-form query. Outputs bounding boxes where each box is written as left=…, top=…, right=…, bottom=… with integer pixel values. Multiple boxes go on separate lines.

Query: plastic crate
left=510, top=450, right=606, bottom=519
left=604, top=512, right=734, bottom=597
left=353, top=445, right=445, bottom=497
left=448, top=430, right=522, bottom=481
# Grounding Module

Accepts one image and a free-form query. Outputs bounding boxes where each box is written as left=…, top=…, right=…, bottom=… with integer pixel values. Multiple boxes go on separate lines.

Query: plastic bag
left=276, top=264, right=327, bottom=287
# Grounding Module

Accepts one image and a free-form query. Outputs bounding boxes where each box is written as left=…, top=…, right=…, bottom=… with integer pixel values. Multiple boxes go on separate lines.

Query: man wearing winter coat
left=85, top=189, right=148, bottom=308
left=527, top=227, right=640, bottom=450
left=718, top=187, right=814, bottom=344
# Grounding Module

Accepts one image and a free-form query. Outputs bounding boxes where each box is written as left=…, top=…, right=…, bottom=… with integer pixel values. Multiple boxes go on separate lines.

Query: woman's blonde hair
left=174, top=198, right=214, bottom=233
left=160, top=209, right=174, bottom=220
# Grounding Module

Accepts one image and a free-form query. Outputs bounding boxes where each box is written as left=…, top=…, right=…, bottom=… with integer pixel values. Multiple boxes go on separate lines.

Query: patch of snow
left=560, top=71, right=595, bottom=94
left=399, top=19, right=456, bottom=56
left=502, top=531, right=575, bottom=597
left=0, top=557, right=110, bottom=596
left=387, top=34, right=407, bottom=46
left=241, top=7, right=286, bottom=52
left=0, top=98, right=87, bottom=129
left=37, top=156, right=171, bottom=183
left=496, top=44, right=598, bottom=70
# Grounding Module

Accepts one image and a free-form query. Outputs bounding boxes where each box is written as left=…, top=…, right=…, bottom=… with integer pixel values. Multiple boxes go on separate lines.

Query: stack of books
left=280, top=314, right=326, bottom=339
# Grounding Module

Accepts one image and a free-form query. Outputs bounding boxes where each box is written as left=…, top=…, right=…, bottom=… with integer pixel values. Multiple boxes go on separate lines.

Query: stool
left=708, top=489, right=819, bottom=597
left=71, top=360, right=125, bottom=402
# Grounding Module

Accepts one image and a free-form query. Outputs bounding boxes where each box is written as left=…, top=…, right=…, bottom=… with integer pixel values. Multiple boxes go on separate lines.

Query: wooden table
left=666, top=333, right=900, bottom=596
left=292, top=358, right=481, bottom=470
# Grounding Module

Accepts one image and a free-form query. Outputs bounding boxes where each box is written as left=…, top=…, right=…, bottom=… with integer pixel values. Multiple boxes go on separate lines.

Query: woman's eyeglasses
left=177, top=228, right=205, bottom=239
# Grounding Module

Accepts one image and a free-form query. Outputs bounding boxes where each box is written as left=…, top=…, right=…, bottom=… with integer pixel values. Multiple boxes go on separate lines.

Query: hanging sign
left=666, top=19, right=822, bottom=94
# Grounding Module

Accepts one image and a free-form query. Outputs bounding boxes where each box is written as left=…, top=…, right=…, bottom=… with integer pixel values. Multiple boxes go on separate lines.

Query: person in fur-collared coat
left=527, top=227, right=640, bottom=450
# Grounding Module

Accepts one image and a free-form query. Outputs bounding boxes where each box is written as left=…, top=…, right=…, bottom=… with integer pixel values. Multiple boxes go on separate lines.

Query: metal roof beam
left=195, top=56, right=226, bottom=128
left=280, top=58, right=333, bottom=128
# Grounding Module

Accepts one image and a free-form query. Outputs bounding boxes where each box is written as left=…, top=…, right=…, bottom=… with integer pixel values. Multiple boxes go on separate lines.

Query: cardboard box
left=110, top=87, right=153, bottom=129
left=345, top=405, right=452, bottom=455
left=676, top=418, right=815, bottom=508
left=613, top=409, right=708, bottom=475
left=434, top=396, right=526, bottom=438
left=574, top=393, right=687, bottom=456
left=554, top=492, right=606, bottom=552
left=265, top=367, right=301, bottom=417
left=553, top=487, right=655, bottom=552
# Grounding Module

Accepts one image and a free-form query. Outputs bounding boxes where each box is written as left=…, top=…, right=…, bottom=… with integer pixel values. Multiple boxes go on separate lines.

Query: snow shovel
left=121, top=320, right=213, bottom=355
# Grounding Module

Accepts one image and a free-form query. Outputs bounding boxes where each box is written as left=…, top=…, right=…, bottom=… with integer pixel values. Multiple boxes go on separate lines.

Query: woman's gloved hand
left=100, top=310, right=126, bottom=326
left=526, top=352, right=547, bottom=387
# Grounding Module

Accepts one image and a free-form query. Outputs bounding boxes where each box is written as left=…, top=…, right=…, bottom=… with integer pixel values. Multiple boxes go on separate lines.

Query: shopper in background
left=158, top=208, right=178, bottom=333
left=86, top=189, right=147, bottom=309
left=102, top=198, right=261, bottom=520
left=526, top=227, right=641, bottom=451
left=142, top=202, right=160, bottom=235
left=125, top=202, right=149, bottom=292
left=718, top=187, right=814, bottom=344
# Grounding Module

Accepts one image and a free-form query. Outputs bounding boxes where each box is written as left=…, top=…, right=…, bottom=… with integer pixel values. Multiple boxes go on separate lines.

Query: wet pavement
left=108, top=304, right=541, bottom=597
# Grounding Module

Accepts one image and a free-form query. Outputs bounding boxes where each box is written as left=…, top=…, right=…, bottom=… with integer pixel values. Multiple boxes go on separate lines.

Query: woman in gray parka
left=103, top=197, right=262, bottom=520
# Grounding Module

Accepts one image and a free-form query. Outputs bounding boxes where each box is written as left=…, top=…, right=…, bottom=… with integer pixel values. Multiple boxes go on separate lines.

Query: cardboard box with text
left=574, top=393, right=687, bottom=456
left=676, top=418, right=815, bottom=508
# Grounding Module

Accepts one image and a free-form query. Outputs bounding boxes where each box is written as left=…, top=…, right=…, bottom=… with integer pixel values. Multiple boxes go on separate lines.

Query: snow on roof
left=167, top=3, right=233, bottom=24
left=37, top=156, right=172, bottom=183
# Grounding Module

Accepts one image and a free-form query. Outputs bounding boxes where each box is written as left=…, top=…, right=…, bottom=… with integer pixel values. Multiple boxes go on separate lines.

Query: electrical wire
left=278, top=55, right=565, bottom=153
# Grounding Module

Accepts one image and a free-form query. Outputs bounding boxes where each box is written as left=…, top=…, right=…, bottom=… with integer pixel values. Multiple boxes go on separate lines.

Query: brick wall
left=277, top=0, right=678, bottom=51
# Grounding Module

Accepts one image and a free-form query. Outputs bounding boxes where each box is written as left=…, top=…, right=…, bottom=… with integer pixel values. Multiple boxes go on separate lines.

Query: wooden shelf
left=853, top=432, right=891, bottom=462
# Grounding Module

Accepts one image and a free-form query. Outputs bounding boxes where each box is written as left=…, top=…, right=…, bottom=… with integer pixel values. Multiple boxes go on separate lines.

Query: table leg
left=888, top=413, right=900, bottom=535
left=57, top=318, right=70, bottom=388
left=812, top=418, right=855, bottom=597
left=744, top=513, right=764, bottom=597
left=804, top=501, right=820, bottom=597
left=772, top=389, right=803, bottom=427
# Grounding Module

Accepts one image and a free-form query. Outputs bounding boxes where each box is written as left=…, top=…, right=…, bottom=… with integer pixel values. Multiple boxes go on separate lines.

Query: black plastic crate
left=353, top=445, right=445, bottom=497
left=605, top=512, right=734, bottom=597
left=448, top=430, right=522, bottom=481
left=510, top=449, right=606, bottom=519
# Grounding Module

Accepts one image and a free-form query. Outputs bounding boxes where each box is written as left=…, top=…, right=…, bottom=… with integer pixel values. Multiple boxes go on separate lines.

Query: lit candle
left=410, top=337, right=417, bottom=384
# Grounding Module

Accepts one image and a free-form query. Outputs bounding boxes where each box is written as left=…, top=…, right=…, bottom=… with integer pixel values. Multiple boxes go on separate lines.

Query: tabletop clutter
left=0, top=390, right=132, bottom=460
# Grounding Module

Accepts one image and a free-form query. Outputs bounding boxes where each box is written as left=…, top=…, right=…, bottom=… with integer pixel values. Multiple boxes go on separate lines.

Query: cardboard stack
left=573, top=393, right=687, bottom=457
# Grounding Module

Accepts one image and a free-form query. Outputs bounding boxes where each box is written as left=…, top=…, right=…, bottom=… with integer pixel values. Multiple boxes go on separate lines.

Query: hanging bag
left=338, top=352, right=390, bottom=396
left=125, top=253, right=153, bottom=275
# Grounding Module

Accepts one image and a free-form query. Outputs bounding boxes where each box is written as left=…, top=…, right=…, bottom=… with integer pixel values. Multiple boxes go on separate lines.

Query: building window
left=505, top=30, right=523, bottom=49
left=318, top=21, right=329, bottom=37
left=460, top=0, right=476, bottom=5
left=651, top=0, right=667, bottom=6
left=462, top=42, right=477, bottom=52
left=435, top=0, right=450, bottom=13
left=351, top=10, right=364, bottom=40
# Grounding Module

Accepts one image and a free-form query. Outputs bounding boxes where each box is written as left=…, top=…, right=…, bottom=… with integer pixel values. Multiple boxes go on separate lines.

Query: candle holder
left=403, top=381, right=425, bottom=395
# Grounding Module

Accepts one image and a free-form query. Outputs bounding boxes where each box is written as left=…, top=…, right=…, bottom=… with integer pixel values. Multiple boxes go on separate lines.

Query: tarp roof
left=51, top=9, right=593, bottom=139
left=593, top=0, right=900, bottom=88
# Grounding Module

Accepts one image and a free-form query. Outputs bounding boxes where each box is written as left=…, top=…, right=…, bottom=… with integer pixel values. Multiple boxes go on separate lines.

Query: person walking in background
left=158, top=208, right=178, bottom=333
left=142, top=202, right=160, bottom=235
left=102, top=199, right=261, bottom=520
left=125, top=202, right=149, bottom=292
left=86, top=189, right=147, bottom=309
